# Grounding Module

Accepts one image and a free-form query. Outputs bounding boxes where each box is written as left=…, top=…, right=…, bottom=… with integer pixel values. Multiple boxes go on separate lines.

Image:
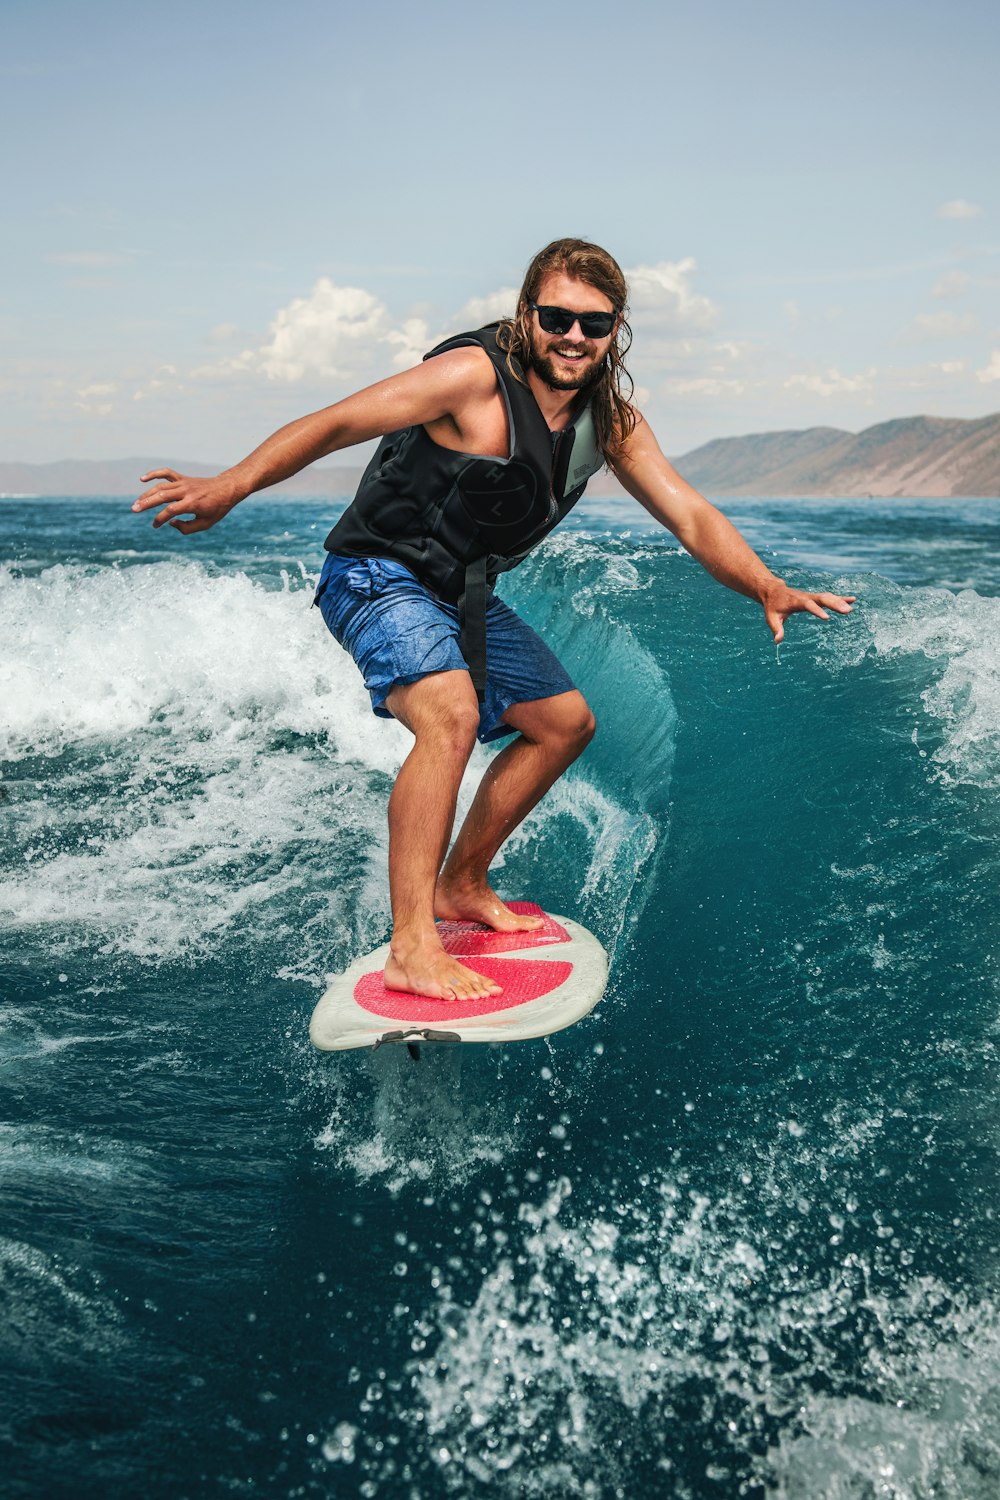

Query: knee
left=420, top=701, right=481, bottom=761
left=554, top=700, right=597, bottom=755
left=575, top=704, right=597, bottom=749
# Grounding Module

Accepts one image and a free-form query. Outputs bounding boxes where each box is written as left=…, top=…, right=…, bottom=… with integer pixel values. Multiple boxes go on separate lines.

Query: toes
left=383, top=955, right=502, bottom=1002
left=457, top=969, right=502, bottom=1000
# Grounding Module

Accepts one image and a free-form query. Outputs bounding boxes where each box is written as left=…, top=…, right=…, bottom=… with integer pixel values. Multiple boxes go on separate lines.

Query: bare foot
left=384, top=936, right=502, bottom=1001
left=434, top=875, right=545, bottom=933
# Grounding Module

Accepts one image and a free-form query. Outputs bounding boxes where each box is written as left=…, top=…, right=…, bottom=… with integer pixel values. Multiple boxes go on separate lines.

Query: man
left=133, top=238, right=854, bottom=1002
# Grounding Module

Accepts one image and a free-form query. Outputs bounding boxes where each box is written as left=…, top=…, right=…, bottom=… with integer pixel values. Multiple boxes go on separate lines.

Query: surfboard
left=309, top=902, right=608, bottom=1052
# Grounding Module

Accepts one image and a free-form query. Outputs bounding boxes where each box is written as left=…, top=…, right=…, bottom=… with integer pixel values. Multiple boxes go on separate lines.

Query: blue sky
left=3, top=0, right=998, bottom=464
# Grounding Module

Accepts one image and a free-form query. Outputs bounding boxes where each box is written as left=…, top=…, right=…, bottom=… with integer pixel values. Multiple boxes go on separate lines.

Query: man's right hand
left=132, top=469, right=243, bottom=532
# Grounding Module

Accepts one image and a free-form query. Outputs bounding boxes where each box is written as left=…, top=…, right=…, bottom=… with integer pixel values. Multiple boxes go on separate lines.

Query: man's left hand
left=761, top=583, right=856, bottom=644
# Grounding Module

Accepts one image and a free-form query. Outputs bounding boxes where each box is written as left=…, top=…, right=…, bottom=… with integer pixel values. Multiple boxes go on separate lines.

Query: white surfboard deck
left=310, top=903, right=608, bottom=1052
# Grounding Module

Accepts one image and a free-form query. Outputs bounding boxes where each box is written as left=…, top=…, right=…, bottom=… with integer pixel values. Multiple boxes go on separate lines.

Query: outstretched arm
left=611, top=414, right=855, bottom=643
left=132, top=348, right=495, bottom=533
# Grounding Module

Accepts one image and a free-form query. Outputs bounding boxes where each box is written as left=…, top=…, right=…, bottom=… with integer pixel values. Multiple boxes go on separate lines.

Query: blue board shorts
left=314, top=553, right=575, bottom=743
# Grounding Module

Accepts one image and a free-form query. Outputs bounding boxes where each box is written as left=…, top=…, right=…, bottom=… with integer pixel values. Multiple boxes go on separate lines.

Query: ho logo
left=457, top=459, right=540, bottom=536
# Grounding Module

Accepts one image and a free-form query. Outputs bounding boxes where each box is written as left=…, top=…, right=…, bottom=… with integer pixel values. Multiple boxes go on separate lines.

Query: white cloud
left=931, top=270, right=972, bottom=299
left=74, top=381, right=117, bottom=416
left=197, top=279, right=390, bottom=383
left=651, top=337, right=700, bottom=360
left=937, top=199, right=982, bottom=220
left=618, top=260, right=725, bottom=389
left=385, top=317, right=432, bottom=370
left=933, top=361, right=965, bottom=375
left=784, top=367, right=877, bottom=397
left=193, top=278, right=519, bottom=383
left=256, top=281, right=389, bottom=381
left=625, top=259, right=719, bottom=332
left=386, top=286, right=518, bottom=369
left=976, top=351, right=1000, bottom=384
left=662, top=376, right=747, bottom=397
left=449, top=287, right=517, bottom=329
left=131, top=366, right=180, bottom=402
left=903, top=311, right=977, bottom=340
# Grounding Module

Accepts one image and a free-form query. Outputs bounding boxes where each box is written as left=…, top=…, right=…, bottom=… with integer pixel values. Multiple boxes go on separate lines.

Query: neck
left=525, top=368, right=587, bottom=432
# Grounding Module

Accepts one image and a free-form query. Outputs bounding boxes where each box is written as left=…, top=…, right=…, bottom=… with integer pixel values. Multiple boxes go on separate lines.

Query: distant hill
left=672, top=413, right=1000, bottom=497
left=2, top=413, right=999, bottom=499
left=0, top=456, right=368, bottom=500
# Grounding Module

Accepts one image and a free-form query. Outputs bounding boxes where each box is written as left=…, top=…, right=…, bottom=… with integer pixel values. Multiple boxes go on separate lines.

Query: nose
left=559, top=317, right=587, bottom=341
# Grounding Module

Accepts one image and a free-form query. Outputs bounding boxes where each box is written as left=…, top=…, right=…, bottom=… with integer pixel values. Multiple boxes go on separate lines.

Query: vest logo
left=569, top=459, right=597, bottom=487
left=457, top=459, right=539, bottom=535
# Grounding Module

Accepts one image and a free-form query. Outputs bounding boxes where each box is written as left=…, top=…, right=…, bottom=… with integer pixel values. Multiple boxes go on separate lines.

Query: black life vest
left=322, top=323, right=604, bottom=696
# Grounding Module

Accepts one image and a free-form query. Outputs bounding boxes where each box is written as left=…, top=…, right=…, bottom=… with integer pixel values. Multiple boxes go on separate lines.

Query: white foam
left=393, top=1170, right=1000, bottom=1498
left=827, top=579, right=1000, bottom=790
left=769, top=1310, right=1000, bottom=1499
left=0, top=1122, right=154, bottom=1184
left=314, top=1048, right=517, bottom=1195
left=0, top=562, right=411, bottom=966
left=0, top=559, right=408, bottom=769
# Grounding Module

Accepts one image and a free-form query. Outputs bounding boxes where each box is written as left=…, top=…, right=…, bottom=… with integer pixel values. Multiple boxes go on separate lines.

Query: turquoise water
left=2, top=494, right=1000, bottom=1498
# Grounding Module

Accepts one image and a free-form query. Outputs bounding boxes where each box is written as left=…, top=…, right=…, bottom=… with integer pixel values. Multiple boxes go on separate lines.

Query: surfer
left=133, top=238, right=854, bottom=1002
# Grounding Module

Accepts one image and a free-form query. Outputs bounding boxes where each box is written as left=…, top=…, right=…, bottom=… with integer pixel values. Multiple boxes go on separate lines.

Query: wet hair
left=496, top=238, right=636, bottom=462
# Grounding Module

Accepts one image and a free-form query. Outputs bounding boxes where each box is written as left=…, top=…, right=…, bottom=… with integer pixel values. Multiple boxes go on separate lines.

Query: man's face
left=525, top=271, right=619, bottom=392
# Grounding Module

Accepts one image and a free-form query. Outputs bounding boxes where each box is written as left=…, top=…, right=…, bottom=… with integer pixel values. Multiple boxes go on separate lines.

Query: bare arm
left=132, top=348, right=495, bottom=532
left=611, top=414, right=855, bottom=642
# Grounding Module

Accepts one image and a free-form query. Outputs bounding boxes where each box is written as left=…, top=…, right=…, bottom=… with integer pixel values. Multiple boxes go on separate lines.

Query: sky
left=3, top=0, right=999, bottom=465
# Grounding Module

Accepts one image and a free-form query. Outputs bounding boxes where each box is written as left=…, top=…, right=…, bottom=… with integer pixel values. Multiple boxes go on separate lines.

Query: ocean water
left=2, top=492, right=1000, bottom=1499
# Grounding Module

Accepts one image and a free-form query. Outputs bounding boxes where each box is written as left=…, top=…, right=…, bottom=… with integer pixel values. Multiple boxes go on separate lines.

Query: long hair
left=495, top=238, right=636, bottom=462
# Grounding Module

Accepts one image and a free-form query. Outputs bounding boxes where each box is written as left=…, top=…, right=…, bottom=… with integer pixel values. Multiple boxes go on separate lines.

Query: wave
left=0, top=552, right=668, bottom=973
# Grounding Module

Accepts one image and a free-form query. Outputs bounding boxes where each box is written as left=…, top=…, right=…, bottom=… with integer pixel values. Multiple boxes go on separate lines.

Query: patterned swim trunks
left=314, top=553, right=575, bottom=744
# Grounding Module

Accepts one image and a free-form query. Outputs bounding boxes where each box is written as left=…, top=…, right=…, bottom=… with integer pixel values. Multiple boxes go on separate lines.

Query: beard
left=527, top=330, right=606, bottom=392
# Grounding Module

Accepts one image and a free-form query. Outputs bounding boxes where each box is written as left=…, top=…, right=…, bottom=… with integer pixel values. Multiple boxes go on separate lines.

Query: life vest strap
left=459, top=555, right=490, bottom=702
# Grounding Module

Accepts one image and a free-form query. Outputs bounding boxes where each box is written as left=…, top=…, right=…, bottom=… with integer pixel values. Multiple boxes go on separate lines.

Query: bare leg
left=436, top=690, right=596, bottom=928
left=381, top=670, right=502, bottom=1001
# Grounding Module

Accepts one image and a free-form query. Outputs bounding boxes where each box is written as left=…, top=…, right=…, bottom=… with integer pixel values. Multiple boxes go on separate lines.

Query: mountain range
left=2, top=412, right=998, bottom=499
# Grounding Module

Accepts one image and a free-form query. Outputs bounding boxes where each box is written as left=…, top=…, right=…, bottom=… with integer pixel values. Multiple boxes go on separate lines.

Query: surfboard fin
left=373, top=1027, right=462, bottom=1053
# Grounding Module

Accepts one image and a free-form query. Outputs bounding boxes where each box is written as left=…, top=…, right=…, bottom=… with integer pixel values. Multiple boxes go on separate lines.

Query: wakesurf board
left=309, top=902, right=607, bottom=1052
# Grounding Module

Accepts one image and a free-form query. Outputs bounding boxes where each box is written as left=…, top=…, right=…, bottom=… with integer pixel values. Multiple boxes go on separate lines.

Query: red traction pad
left=354, top=958, right=574, bottom=1023
left=436, top=902, right=569, bottom=956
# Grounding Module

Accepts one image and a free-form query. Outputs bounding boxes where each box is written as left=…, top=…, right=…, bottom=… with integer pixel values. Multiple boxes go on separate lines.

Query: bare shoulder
left=419, top=345, right=502, bottom=444
left=423, top=343, right=497, bottom=396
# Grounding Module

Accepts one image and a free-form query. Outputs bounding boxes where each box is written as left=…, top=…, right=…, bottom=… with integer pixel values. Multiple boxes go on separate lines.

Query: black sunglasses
left=528, top=301, right=617, bottom=339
